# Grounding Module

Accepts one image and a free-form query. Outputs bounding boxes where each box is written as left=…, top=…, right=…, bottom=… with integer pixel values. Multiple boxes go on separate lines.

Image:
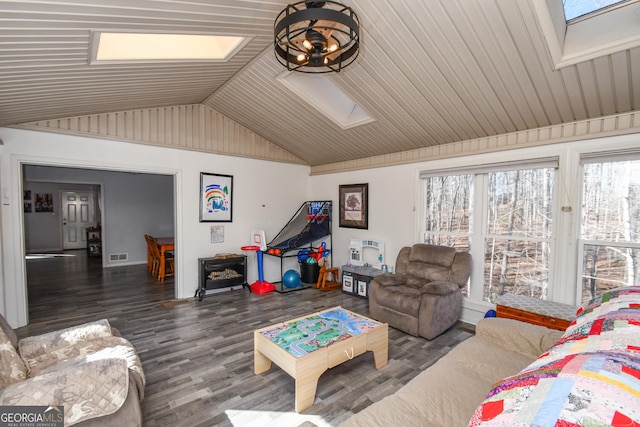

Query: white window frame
left=532, top=0, right=640, bottom=69
left=415, top=135, right=640, bottom=324
left=420, top=158, right=559, bottom=304
left=575, top=151, right=640, bottom=303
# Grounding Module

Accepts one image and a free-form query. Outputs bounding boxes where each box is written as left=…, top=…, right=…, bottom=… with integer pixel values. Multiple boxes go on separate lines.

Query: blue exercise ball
left=282, top=269, right=301, bottom=288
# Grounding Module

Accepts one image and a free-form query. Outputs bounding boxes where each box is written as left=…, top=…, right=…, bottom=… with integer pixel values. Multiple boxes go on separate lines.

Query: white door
left=62, top=191, right=96, bottom=250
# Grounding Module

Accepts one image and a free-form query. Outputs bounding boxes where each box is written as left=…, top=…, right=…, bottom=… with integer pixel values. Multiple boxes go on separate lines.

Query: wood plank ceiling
left=1, top=1, right=638, bottom=167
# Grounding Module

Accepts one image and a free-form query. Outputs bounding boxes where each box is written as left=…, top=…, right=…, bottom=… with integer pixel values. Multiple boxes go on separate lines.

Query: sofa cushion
left=405, top=244, right=457, bottom=284
left=375, top=285, right=422, bottom=317
left=395, top=247, right=412, bottom=275
left=475, top=318, right=563, bottom=359
left=339, top=334, right=537, bottom=427
left=23, top=335, right=145, bottom=400
left=406, top=263, right=451, bottom=284
left=408, top=244, right=456, bottom=266
left=450, top=252, right=472, bottom=287
left=0, top=328, right=28, bottom=388
left=18, top=319, right=113, bottom=360
left=0, top=314, right=18, bottom=350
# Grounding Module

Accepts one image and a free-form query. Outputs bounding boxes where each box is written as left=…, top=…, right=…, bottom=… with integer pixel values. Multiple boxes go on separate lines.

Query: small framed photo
left=35, top=193, right=54, bottom=213
left=211, top=225, right=224, bottom=243
left=357, top=280, right=368, bottom=297
left=342, top=274, right=354, bottom=293
left=339, top=183, right=368, bottom=229
left=200, top=173, right=233, bottom=222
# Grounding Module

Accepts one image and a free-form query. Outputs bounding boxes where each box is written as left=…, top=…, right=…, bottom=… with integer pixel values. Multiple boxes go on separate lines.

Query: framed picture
left=339, top=183, right=368, bottom=229
left=35, top=193, right=54, bottom=213
left=342, top=274, right=354, bottom=293
left=23, top=190, right=31, bottom=200
left=357, top=280, right=368, bottom=297
left=210, top=225, right=224, bottom=243
left=200, top=173, right=233, bottom=222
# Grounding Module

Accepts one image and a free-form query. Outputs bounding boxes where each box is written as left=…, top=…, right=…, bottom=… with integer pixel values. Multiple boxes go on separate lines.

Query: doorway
left=61, top=190, right=99, bottom=250
left=22, top=164, right=176, bottom=325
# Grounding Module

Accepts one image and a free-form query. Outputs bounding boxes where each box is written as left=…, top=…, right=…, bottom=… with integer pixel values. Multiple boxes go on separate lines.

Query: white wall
left=309, top=166, right=420, bottom=276
left=0, top=127, right=310, bottom=327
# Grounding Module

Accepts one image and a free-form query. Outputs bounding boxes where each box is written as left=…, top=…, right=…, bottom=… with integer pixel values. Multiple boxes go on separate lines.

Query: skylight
left=91, top=32, right=248, bottom=63
left=533, top=0, right=640, bottom=69
left=277, top=72, right=375, bottom=130
left=563, top=0, right=632, bottom=22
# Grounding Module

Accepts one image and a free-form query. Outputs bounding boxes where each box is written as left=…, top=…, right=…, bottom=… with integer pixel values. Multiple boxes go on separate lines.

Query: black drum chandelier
left=274, top=1, right=360, bottom=73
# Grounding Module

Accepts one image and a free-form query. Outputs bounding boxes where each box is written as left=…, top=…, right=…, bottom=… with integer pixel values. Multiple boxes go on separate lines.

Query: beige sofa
left=339, top=317, right=562, bottom=427
left=342, top=286, right=640, bottom=426
left=0, top=315, right=145, bottom=426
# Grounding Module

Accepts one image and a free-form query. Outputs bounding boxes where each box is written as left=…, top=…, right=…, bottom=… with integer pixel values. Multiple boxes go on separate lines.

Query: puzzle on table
left=260, top=308, right=381, bottom=357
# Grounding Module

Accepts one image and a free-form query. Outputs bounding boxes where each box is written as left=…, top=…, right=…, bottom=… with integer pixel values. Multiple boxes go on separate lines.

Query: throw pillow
left=0, top=328, right=27, bottom=388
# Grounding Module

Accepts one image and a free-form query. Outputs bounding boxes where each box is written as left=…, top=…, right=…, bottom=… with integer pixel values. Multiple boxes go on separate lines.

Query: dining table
left=155, top=237, right=175, bottom=282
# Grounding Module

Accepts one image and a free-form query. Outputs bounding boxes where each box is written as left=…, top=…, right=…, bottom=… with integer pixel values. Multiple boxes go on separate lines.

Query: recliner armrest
left=371, top=273, right=407, bottom=287
left=421, top=281, right=460, bottom=295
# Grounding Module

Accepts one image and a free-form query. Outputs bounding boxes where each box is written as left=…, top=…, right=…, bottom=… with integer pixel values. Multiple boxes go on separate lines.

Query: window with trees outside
left=423, top=175, right=473, bottom=295
left=579, top=158, right=640, bottom=304
left=422, top=160, right=556, bottom=303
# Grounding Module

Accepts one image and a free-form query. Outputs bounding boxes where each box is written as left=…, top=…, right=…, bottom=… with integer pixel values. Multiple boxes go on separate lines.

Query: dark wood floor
left=20, top=250, right=473, bottom=427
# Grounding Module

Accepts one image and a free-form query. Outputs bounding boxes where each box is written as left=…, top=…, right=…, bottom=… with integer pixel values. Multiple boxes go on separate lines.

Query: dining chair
left=146, top=235, right=174, bottom=280
left=144, top=235, right=157, bottom=274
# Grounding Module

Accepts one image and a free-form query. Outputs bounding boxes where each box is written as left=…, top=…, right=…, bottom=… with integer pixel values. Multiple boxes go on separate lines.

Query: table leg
left=367, top=325, right=389, bottom=369
left=254, top=348, right=272, bottom=374
left=295, top=375, right=322, bottom=413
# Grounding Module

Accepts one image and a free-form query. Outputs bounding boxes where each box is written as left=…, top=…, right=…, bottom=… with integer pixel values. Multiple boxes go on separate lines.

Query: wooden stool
left=315, top=265, right=341, bottom=291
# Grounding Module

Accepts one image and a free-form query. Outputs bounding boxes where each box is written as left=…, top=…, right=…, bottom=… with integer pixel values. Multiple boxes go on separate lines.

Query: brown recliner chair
left=369, top=244, right=472, bottom=340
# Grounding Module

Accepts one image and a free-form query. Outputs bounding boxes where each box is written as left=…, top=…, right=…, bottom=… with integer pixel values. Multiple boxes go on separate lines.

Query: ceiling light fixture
left=274, top=1, right=360, bottom=73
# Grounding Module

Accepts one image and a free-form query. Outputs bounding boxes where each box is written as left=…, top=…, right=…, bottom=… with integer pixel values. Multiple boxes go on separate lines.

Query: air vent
left=109, top=253, right=128, bottom=261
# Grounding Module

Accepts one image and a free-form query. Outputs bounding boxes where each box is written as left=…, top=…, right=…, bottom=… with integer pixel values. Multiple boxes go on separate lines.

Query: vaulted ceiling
left=1, top=1, right=639, bottom=168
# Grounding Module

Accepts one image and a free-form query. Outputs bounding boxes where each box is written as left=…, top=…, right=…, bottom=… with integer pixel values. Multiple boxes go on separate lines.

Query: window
left=563, top=0, right=631, bottom=22
left=423, top=174, right=473, bottom=249
left=533, top=0, right=640, bottom=69
left=423, top=174, right=473, bottom=295
left=277, top=72, right=375, bottom=130
left=579, top=158, right=640, bottom=304
left=90, top=32, right=249, bottom=63
left=484, top=168, right=555, bottom=302
left=421, top=160, right=556, bottom=303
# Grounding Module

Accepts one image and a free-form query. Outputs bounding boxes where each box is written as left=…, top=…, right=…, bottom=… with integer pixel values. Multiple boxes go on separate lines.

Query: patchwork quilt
left=469, top=287, right=640, bottom=427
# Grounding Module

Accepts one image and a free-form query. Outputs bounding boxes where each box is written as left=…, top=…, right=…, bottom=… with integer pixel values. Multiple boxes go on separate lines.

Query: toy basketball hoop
left=241, top=245, right=275, bottom=294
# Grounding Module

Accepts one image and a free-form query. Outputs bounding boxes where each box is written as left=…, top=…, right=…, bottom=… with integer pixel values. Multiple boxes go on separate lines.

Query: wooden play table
left=254, top=306, right=388, bottom=413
